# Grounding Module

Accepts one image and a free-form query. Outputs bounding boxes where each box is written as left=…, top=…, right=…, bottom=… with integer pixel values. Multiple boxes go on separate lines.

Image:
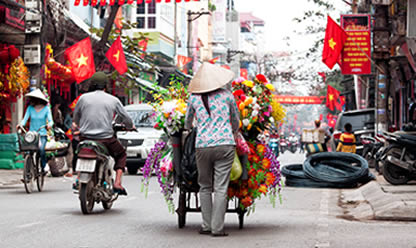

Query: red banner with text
left=341, top=14, right=371, bottom=75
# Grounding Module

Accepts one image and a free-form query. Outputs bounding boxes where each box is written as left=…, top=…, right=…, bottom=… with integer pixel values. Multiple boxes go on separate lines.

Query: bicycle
left=17, top=125, right=46, bottom=193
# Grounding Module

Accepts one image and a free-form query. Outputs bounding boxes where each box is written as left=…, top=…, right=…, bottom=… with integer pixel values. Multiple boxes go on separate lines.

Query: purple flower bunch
left=141, top=141, right=167, bottom=196
left=264, top=145, right=283, bottom=207
left=141, top=141, right=176, bottom=212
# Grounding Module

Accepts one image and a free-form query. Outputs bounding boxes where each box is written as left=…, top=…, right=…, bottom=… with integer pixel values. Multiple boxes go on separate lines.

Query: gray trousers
left=196, top=145, right=235, bottom=234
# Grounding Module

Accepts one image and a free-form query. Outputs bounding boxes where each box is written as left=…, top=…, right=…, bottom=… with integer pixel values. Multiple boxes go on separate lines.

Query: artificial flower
left=242, top=119, right=250, bottom=127
left=257, top=144, right=266, bottom=154
left=233, top=89, right=244, bottom=97
left=265, top=84, right=275, bottom=91
left=241, top=196, right=253, bottom=208
left=259, top=184, right=268, bottom=194
left=255, top=74, right=268, bottom=83
left=242, top=80, right=254, bottom=88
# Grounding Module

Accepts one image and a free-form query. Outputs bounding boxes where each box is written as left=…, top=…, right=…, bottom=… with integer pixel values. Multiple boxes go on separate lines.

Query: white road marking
left=16, top=221, right=45, bottom=228
left=315, top=190, right=331, bottom=248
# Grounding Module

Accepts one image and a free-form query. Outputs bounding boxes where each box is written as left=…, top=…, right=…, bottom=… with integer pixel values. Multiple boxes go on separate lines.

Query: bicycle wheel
left=23, top=154, right=35, bottom=194
left=35, top=153, right=44, bottom=192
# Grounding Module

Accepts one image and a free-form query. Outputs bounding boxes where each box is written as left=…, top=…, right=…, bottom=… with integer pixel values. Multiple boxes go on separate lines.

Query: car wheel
left=127, top=166, right=138, bottom=175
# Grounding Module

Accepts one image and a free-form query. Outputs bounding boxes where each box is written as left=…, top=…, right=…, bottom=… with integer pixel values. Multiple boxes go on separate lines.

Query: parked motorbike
left=360, top=134, right=385, bottom=171
left=380, top=131, right=416, bottom=185
left=75, top=124, right=134, bottom=214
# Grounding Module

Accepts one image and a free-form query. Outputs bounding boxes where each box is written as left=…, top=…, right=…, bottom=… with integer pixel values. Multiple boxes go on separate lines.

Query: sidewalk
left=0, top=169, right=24, bottom=186
left=340, top=171, right=416, bottom=221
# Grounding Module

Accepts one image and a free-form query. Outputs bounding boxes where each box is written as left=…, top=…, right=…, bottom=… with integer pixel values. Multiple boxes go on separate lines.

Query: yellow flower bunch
left=270, top=98, right=286, bottom=124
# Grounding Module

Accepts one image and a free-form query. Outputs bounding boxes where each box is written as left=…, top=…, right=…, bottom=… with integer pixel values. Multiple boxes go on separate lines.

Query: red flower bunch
left=255, top=74, right=268, bottom=84
left=228, top=141, right=281, bottom=210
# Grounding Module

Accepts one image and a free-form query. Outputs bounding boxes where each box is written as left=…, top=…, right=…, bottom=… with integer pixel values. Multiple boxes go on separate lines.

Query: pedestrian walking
left=185, top=62, right=239, bottom=237
left=336, top=122, right=356, bottom=153
left=18, top=89, right=54, bottom=173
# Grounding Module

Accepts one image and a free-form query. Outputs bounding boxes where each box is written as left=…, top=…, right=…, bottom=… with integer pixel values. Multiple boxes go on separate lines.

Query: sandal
left=113, top=187, right=128, bottom=196
left=198, top=229, right=211, bottom=235
left=211, top=232, right=228, bottom=237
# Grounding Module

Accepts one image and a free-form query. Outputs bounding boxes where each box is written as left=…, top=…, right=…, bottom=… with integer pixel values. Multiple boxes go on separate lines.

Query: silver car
left=117, top=104, right=165, bottom=175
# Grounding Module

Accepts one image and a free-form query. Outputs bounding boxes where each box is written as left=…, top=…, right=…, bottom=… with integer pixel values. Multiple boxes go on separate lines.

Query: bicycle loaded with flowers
left=142, top=73, right=286, bottom=214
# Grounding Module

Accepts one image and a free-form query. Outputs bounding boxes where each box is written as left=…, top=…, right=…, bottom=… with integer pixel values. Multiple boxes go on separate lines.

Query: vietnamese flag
left=240, top=68, right=248, bottom=80
left=322, top=16, right=348, bottom=69
left=65, top=37, right=96, bottom=84
left=106, top=36, right=128, bottom=75
left=326, top=85, right=340, bottom=111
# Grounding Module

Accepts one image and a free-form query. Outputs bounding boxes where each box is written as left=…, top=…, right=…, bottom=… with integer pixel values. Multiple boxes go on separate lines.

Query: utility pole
left=187, top=10, right=210, bottom=73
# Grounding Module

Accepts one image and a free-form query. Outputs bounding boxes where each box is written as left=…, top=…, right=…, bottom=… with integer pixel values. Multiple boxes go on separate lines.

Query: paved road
left=1, top=150, right=416, bottom=248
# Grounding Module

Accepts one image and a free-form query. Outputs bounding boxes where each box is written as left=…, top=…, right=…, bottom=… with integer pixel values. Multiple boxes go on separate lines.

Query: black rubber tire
left=23, top=154, right=34, bottom=194
left=35, top=154, right=44, bottom=192
left=80, top=180, right=95, bottom=214
left=127, top=166, right=138, bottom=175
left=382, top=147, right=409, bottom=185
left=303, top=152, right=369, bottom=184
left=281, top=164, right=307, bottom=179
left=285, top=176, right=357, bottom=188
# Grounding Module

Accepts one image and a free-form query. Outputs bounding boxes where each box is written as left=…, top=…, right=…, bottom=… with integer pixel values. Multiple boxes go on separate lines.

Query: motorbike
left=380, top=131, right=416, bottom=185
left=269, top=137, right=279, bottom=158
left=288, top=139, right=298, bottom=153
left=75, top=124, right=134, bottom=214
left=279, top=138, right=288, bottom=154
left=360, top=134, right=385, bottom=171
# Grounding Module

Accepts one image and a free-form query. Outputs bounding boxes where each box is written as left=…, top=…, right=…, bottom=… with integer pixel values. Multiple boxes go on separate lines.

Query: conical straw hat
left=25, top=89, right=49, bottom=103
left=188, top=62, right=235, bottom=93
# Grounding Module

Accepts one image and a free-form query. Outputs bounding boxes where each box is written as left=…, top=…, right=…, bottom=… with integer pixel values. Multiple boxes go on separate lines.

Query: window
left=136, top=0, right=156, bottom=29
left=148, top=1, right=156, bottom=14
left=137, top=2, right=145, bottom=14
left=137, top=17, right=145, bottom=29
left=148, top=17, right=156, bottom=28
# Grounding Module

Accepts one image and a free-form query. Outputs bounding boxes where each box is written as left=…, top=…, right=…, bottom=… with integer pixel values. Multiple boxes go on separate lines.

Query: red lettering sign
left=274, top=96, right=325, bottom=104
left=341, top=14, right=371, bottom=75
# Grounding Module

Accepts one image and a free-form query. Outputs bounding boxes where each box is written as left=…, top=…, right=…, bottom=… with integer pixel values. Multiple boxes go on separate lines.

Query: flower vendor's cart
left=172, top=129, right=247, bottom=229
left=141, top=74, right=286, bottom=229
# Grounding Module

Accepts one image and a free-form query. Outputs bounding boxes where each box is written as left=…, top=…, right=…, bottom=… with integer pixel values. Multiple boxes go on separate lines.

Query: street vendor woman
left=185, top=62, right=240, bottom=237
left=18, top=89, right=53, bottom=173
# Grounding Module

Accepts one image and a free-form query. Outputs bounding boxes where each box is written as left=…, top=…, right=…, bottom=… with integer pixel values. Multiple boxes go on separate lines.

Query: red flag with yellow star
left=106, top=36, right=128, bottom=75
left=326, top=85, right=340, bottom=111
left=322, top=16, right=347, bottom=69
left=65, top=37, right=96, bottom=83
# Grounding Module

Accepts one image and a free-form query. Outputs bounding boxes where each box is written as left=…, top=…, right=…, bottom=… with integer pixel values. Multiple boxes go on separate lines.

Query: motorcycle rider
left=73, top=72, right=134, bottom=195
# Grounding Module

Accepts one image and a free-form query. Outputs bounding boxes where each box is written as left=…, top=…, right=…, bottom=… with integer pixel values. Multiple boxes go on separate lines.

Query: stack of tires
left=282, top=152, right=375, bottom=188
left=0, top=134, right=24, bottom=169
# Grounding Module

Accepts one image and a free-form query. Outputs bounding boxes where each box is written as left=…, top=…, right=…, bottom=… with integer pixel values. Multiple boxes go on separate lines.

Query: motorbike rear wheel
left=382, top=147, right=410, bottom=185
left=80, top=180, right=95, bottom=214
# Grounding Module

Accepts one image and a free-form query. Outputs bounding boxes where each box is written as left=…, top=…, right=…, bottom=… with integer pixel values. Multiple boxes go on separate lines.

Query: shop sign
left=1, top=8, right=25, bottom=31
left=341, top=14, right=371, bottom=75
left=274, top=95, right=325, bottom=105
left=139, top=71, right=154, bottom=82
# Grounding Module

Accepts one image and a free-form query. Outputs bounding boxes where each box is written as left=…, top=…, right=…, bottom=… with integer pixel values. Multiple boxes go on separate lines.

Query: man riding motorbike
left=72, top=72, right=134, bottom=195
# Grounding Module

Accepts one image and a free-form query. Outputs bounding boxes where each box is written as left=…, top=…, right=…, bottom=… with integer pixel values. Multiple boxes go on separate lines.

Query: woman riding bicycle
left=18, top=89, right=54, bottom=174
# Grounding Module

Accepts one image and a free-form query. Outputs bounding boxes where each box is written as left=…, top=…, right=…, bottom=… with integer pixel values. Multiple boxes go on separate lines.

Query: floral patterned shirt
left=185, top=89, right=240, bottom=148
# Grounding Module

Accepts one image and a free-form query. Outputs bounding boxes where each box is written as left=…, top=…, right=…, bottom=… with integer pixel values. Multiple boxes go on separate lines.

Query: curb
left=342, top=181, right=416, bottom=221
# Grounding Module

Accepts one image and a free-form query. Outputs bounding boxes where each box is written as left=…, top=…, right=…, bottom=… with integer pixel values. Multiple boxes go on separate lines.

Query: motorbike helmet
left=90, top=72, right=109, bottom=91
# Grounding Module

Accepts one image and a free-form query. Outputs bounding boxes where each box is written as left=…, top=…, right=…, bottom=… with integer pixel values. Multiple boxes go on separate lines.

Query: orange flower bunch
left=228, top=141, right=281, bottom=210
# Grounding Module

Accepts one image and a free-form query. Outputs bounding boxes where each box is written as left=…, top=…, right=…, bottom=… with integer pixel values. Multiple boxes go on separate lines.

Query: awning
left=75, top=0, right=200, bottom=6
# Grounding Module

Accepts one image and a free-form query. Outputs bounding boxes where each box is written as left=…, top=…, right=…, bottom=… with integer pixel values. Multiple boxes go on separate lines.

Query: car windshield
left=339, top=111, right=375, bottom=132
left=127, top=110, right=155, bottom=127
